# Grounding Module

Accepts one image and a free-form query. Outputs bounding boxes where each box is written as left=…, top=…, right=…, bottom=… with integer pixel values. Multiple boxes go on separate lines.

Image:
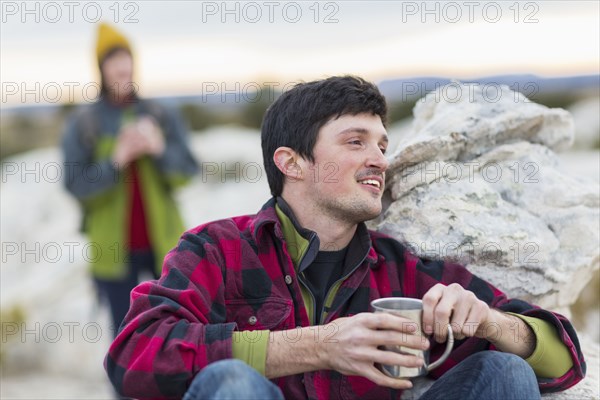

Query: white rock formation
left=381, top=83, right=599, bottom=310
left=381, top=83, right=599, bottom=399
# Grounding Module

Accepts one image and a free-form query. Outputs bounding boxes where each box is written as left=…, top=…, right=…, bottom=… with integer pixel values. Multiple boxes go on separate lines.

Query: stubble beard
left=313, top=189, right=382, bottom=225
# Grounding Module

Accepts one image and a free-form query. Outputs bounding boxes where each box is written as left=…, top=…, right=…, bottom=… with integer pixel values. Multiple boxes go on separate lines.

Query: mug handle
left=426, top=324, right=454, bottom=372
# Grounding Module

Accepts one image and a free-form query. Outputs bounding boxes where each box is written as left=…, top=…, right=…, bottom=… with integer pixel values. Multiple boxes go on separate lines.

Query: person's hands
left=422, top=283, right=493, bottom=343
left=112, top=116, right=165, bottom=168
left=136, top=116, right=165, bottom=156
left=318, top=312, right=429, bottom=390
left=112, top=123, right=144, bottom=167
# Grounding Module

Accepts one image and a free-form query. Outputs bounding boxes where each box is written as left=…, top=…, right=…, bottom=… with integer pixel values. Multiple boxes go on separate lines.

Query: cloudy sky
left=1, top=1, right=598, bottom=106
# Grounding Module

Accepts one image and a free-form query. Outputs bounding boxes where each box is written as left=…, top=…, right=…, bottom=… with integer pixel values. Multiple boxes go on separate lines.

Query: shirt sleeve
left=231, top=330, right=270, bottom=376
left=507, top=313, right=574, bottom=378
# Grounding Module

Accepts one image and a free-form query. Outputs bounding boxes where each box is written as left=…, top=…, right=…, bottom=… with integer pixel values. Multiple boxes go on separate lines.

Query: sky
left=1, top=0, right=599, bottom=107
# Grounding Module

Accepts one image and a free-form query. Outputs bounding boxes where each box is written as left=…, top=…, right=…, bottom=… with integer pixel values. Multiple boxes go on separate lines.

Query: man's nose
left=367, top=146, right=389, bottom=172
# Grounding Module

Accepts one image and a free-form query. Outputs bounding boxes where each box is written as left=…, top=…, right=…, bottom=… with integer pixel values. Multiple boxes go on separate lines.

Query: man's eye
left=380, top=147, right=387, bottom=155
left=350, top=140, right=362, bottom=145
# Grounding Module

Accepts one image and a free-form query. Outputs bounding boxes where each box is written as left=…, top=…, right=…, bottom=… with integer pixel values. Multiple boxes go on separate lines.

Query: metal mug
left=371, top=297, right=454, bottom=378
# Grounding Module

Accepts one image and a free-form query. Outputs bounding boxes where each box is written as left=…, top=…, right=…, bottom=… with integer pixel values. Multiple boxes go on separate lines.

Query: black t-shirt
left=303, top=246, right=348, bottom=324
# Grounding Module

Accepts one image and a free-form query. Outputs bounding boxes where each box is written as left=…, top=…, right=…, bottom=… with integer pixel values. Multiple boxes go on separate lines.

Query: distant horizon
left=2, top=72, right=598, bottom=113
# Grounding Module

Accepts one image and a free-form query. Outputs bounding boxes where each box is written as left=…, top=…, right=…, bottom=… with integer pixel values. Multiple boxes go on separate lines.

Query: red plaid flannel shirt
left=105, top=198, right=585, bottom=399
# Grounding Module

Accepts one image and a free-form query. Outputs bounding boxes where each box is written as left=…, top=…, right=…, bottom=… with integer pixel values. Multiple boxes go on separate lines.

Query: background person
left=62, top=23, right=198, bottom=336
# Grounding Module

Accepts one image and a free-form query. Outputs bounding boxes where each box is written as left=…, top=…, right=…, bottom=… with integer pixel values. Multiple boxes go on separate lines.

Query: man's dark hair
left=261, top=75, right=388, bottom=197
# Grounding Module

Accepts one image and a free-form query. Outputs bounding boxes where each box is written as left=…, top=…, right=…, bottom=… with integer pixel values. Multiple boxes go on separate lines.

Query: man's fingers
left=449, top=293, right=472, bottom=340
left=461, top=300, right=488, bottom=338
left=370, top=329, right=429, bottom=351
left=448, top=293, right=488, bottom=339
left=422, top=284, right=445, bottom=335
left=432, top=288, right=460, bottom=343
left=364, top=365, right=414, bottom=390
left=372, top=349, right=425, bottom=370
left=433, top=309, right=452, bottom=343
left=361, top=312, right=415, bottom=332
left=429, top=283, right=476, bottom=343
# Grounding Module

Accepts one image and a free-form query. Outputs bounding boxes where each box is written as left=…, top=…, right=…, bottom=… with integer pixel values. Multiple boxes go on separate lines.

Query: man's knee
left=470, top=351, right=529, bottom=368
left=185, top=360, right=283, bottom=400
left=200, top=359, right=255, bottom=382
left=422, top=351, right=540, bottom=400
left=469, top=351, right=537, bottom=382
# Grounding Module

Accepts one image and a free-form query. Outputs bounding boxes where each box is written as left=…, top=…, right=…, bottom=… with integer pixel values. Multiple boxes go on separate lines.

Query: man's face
left=301, top=112, right=389, bottom=224
left=101, top=49, right=134, bottom=98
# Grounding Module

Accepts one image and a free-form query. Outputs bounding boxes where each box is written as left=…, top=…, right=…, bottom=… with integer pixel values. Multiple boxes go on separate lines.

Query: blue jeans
left=420, top=351, right=540, bottom=400
left=183, top=360, right=284, bottom=400
left=183, top=352, right=539, bottom=400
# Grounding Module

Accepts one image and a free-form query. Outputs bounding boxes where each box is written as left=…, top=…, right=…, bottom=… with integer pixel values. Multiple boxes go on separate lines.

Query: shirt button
left=284, top=275, right=293, bottom=285
left=248, top=316, right=257, bottom=325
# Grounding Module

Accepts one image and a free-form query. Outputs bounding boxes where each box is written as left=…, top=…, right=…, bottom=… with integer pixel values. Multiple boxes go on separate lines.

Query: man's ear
left=273, top=147, right=303, bottom=181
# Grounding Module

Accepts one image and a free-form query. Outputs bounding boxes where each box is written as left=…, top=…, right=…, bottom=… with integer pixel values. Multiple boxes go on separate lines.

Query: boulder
left=380, top=83, right=600, bottom=398
left=380, top=83, right=599, bottom=310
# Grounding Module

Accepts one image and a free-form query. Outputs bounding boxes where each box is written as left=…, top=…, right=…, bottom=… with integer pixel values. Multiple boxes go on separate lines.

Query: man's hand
left=319, top=313, right=428, bottom=389
left=421, top=283, right=535, bottom=358
left=266, top=313, right=429, bottom=390
left=422, top=283, right=492, bottom=343
left=112, top=116, right=165, bottom=168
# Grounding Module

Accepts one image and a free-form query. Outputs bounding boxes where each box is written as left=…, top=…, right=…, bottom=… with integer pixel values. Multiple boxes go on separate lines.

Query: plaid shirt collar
left=252, top=197, right=378, bottom=273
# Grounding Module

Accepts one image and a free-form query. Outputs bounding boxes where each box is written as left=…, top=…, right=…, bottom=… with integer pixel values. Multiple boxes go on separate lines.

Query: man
left=105, top=76, right=585, bottom=399
left=62, top=23, right=198, bottom=337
